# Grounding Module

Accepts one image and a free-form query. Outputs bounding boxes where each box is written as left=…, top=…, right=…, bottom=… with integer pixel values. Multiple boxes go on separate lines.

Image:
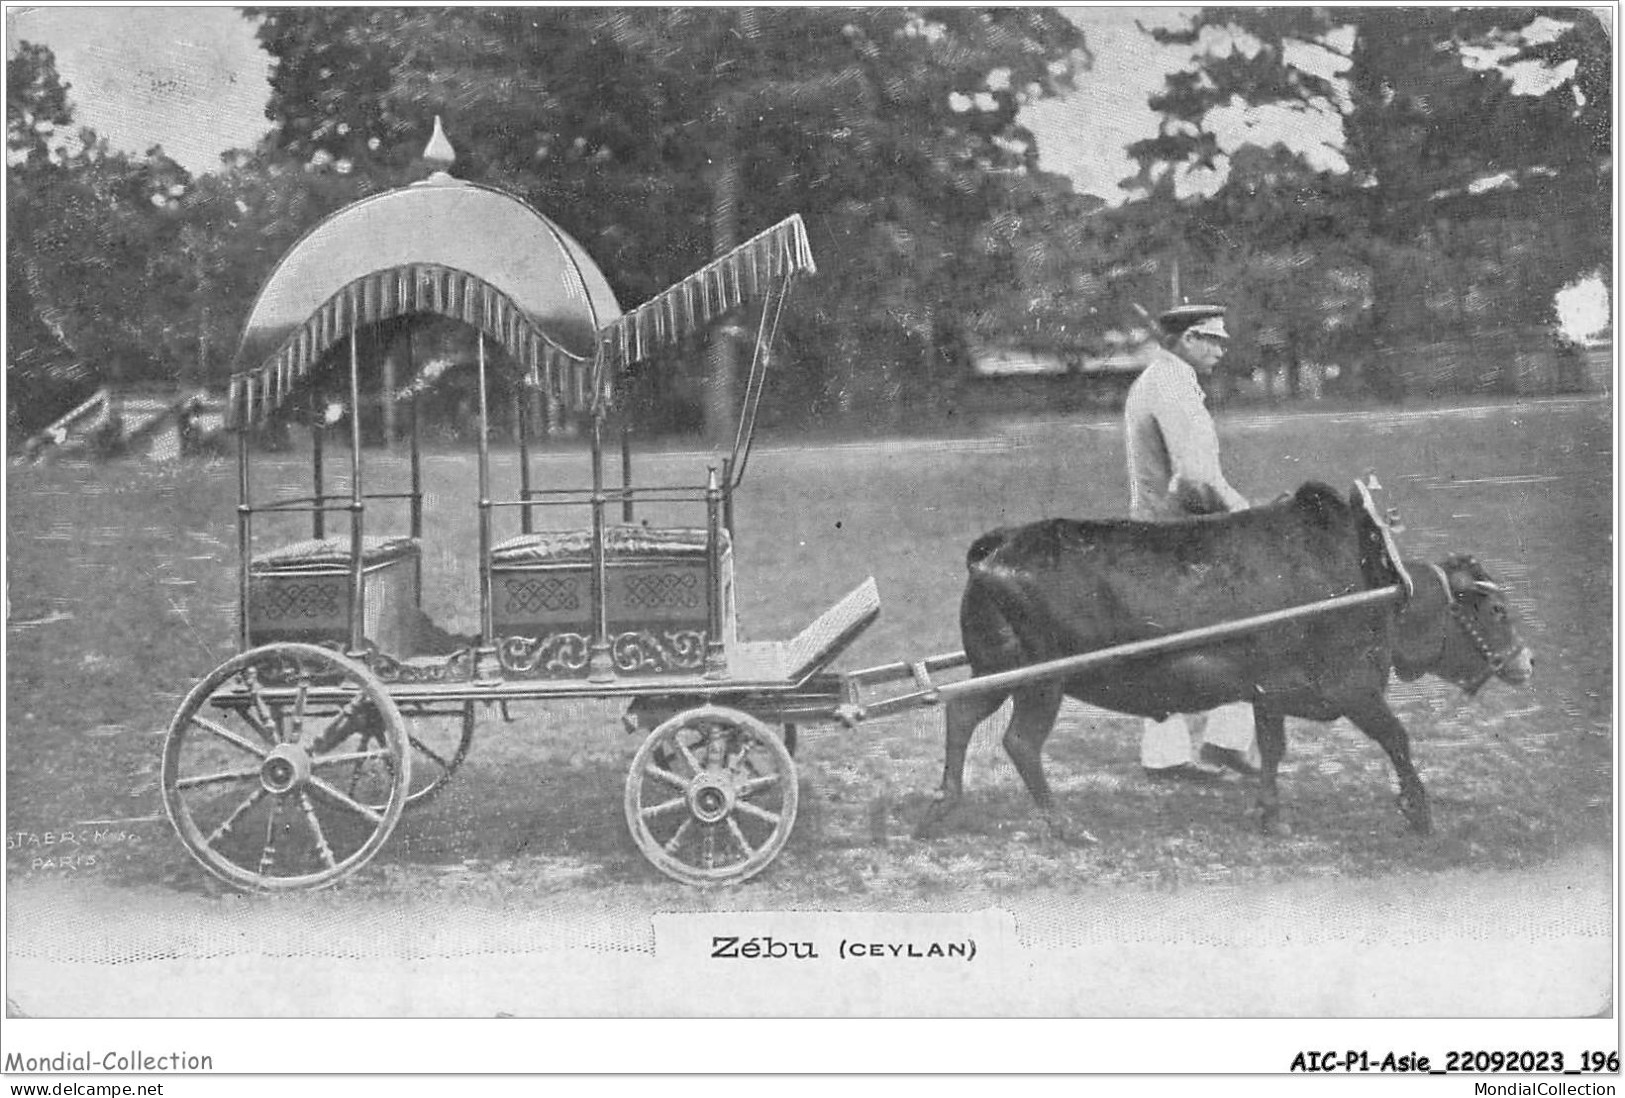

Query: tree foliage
left=1124, top=7, right=1610, bottom=397
left=242, top=7, right=1091, bottom=428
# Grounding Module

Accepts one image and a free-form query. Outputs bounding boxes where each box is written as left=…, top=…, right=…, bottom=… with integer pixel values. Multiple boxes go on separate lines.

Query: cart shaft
left=850, top=584, right=1407, bottom=721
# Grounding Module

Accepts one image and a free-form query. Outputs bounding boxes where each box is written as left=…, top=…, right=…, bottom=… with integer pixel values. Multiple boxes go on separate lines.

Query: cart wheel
left=625, top=705, right=798, bottom=886
left=161, top=643, right=410, bottom=892
left=382, top=701, right=476, bottom=811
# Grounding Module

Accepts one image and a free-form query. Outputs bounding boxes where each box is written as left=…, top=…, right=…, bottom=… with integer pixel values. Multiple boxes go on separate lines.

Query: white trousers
left=1140, top=702, right=1257, bottom=769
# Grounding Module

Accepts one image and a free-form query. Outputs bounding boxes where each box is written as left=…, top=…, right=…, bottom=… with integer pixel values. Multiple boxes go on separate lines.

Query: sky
left=5, top=5, right=1604, bottom=221
left=9, top=4, right=1294, bottom=201
left=8, top=5, right=270, bottom=174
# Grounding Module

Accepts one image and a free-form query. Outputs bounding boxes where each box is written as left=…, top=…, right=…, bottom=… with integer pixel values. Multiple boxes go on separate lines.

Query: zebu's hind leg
left=1253, top=703, right=1290, bottom=836
left=1345, top=696, right=1432, bottom=835
left=1002, top=684, right=1095, bottom=844
left=913, top=687, right=1008, bottom=839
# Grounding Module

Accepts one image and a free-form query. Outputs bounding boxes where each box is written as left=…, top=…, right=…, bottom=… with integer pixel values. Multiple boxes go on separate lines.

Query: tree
left=1126, top=8, right=1610, bottom=398
left=244, top=7, right=1091, bottom=434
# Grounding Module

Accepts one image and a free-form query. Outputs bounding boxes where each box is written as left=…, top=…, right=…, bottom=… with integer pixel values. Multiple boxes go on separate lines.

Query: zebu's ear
left=1392, top=559, right=1448, bottom=680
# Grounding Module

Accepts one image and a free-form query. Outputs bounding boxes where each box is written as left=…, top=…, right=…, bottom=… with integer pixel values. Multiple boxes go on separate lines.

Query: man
left=1123, top=303, right=1260, bottom=781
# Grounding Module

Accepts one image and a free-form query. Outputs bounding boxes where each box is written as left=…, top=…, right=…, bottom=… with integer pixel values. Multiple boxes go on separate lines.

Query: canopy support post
left=620, top=425, right=634, bottom=523
left=407, top=329, right=423, bottom=542
left=721, top=455, right=735, bottom=540
left=310, top=390, right=325, bottom=541
left=474, top=331, right=501, bottom=684
left=518, top=385, right=534, bottom=536
left=236, top=427, right=252, bottom=654
left=704, top=464, right=727, bottom=679
left=587, top=414, right=615, bottom=682
left=345, top=325, right=367, bottom=660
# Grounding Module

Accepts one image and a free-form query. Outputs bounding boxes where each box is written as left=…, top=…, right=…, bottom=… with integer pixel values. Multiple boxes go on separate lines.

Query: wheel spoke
left=204, top=787, right=269, bottom=847
left=306, top=776, right=386, bottom=827
left=736, top=773, right=780, bottom=799
left=703, top=825, right=717, bottom=870
left=309, top=747, right=393, bottom=769
left=639, top=795, right=688, bottom=820
left=297, top=792, right=338, bottom=870
left=240, top=666, right=281, bottom=743
left=725, top=817, right=756, bottom=858
left=662, top=817, right=693, bottom=854
left=407, top=733, right=453, bottom=772
left=191, top=714, right=270, bottom=760
left=290, top=673, right=311, bottom=745
left=644, top=762, right=689, bottom=791
left=176, top=765, right=262, bottom=790
left=257, top=795, right=285, bottom=877
left=674, top=736, right=704, bottom=776
left=308, top=693, right=370, bottom=755
left=734, top=799, right=781, bottom=827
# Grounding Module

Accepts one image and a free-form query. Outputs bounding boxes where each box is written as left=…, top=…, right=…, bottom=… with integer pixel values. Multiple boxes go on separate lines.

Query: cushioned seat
left=251, top=535, right=419, bottom=572
left=490, top=526, right=728, bottom=567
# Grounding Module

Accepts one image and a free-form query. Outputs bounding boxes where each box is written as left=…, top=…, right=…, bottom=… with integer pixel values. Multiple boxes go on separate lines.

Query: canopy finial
left=423, top=115, right=456, bottom=171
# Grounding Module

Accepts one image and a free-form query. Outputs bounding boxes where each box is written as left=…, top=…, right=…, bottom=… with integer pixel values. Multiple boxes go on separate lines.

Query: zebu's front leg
left=1345, top=696, right=1432, bottom=835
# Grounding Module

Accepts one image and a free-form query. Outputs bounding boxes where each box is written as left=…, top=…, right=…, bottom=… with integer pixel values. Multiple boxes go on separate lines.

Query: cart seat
left=490, top=526, right=728, bottom=565
left=489, top=526, right=735, bottom=679
left=247, top=536, right=421, bottom=655
left=251, top=535, right=419, bottom=573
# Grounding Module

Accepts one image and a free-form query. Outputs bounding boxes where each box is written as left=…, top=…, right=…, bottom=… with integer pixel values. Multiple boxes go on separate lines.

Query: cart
left=162, top=130, right=1421, bottom=893
left=161, top=130, right=881, bottom=890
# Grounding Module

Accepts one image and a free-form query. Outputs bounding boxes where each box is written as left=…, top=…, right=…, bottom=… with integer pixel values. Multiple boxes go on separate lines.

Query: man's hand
left=1170, top=476, right=1230, bottom=516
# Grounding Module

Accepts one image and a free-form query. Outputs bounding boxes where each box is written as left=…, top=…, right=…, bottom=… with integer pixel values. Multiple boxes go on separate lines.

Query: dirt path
left=6, top=845, right=1610, bottom=1020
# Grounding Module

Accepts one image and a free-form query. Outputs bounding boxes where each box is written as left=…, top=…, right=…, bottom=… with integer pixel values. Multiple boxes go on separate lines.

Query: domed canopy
left=227, top=175, right=622, bottom=426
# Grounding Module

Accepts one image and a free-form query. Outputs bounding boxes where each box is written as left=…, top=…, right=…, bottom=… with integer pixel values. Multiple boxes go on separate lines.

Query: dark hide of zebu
left=918, top=482, right=1532, bottom=842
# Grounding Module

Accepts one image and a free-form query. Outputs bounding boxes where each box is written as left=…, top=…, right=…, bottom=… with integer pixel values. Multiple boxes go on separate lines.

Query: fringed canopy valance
left=226, top=176, right=621, bottom=428
left=226, top=172, right=815, bottom=428
left=594, top=214, right=817, bottom=374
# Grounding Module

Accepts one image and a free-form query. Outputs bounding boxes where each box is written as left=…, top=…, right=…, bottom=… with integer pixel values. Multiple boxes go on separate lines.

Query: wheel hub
left=686, top=771, right=736, bottom=824
left=260, top=743, right=312, bottom=795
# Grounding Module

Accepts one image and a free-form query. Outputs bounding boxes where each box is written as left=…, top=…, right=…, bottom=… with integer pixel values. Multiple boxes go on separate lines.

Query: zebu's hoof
left=1256, top=806, right=1291, bottom=837
left=913, top=791, right=955, bottom=840
left=1041, top=810, right=1099, bottom=846
left=1397, top=792, right=1433, bottom=835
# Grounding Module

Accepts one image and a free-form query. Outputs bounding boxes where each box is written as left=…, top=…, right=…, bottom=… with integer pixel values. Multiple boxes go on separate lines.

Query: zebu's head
left=1395, top=555, right=1533, bottom=693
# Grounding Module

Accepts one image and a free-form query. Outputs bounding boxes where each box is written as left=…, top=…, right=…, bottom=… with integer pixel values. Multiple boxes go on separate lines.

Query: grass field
left=4, top=395, right=1613, bottom=904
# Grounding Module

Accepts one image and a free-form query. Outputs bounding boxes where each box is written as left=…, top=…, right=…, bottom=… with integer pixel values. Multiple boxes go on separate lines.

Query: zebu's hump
left=967, top=527, right=1012, bottom=571
left=1288, top=481, right=1352, bottom=530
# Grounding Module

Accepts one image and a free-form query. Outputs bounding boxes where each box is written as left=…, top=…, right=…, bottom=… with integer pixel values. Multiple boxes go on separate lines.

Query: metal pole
left=237, top=427, right=252, bottom=654
left=587, top=415, right=614, bottom=682
left=474, top=331, right=499, bottom=683
left=704, top=464, right=727, bottom=679
left=346, top=325, right=367, bottom=658
left=620, top=424, right=633, bottom=524
left=407, top=331, right=423, bottom=541
left=853, top=585, right=1408, bottom=721
left=518, top=385, right=534, bottom=535
left=720, top=455, right=735, bottom=541
left=311, top=392, right=325, bottom=540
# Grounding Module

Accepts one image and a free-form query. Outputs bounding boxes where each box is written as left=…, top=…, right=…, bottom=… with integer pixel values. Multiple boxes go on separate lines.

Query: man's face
left=1177, top=328, right=1227, bottom=376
